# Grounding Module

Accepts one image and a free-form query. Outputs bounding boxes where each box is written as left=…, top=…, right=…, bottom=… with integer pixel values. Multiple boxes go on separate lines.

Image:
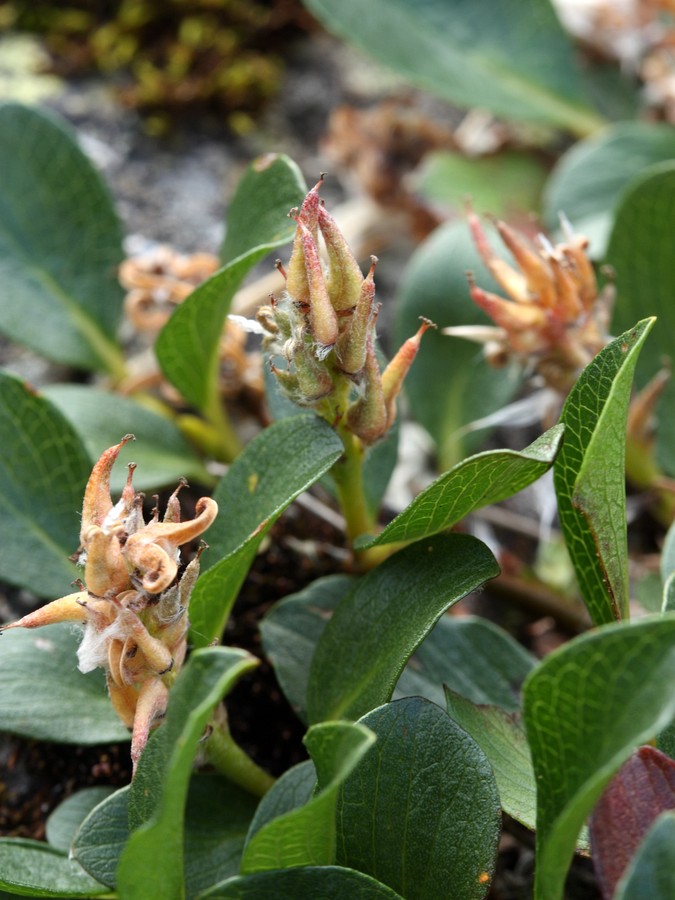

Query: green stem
left=332, top=425, right=393, bottom=570
left=204, top=712, right=276, bottom=798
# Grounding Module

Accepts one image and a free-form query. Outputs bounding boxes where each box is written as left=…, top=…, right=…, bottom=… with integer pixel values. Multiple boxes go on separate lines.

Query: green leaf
left=358, top=424, right=563, bottom=548
left=0, top=839, right=108, bottom=897
left=156, top=154, right=305, bottom=421
left=614, top=811, right=675, bottom=900
left=396, top=615, right=535, bottom=712
left=444, top=689, right=537, bottom=832
left=260, top=575, right=354, bottom=721
left=660, top=518, right=675, bottom=582
left=338, top=697, right=500, bottom=900
left=74, top=776, right=257, bottom=897
left=198, top=866, right=403, bottom=899
left=543, top=122, right=675, bottom=257
left=116, top=647, right=257, bottom=900
left=243, top=761, right=317, bottom=848
left=0, top=103, right=125, bottom=376
left=0, top=623, right=129, bottom=743
left=263, top=585, right=533, bottom=721
left=307, top=533, right=499, bottom=724
left=553, top=319, right=654, bottom=624
left=444, top=688, right=590, bottom=850
left=189, top=415, right=343, bottom=647
left=46, top=787, right=115, bottom=854
left=523, top=615, right=675, bottom=900
left=220, top=154, right=306, bottom=263
left=415, top=150, right=547, bottom=219
left=43, top=385, right=212, bottom=491
left=72, top=787, right=129, bottom=889
left=302, top=0, right=601, bottom=134
left=0, top=370, right=91, bottom=597
left=607, top=162, right=675, bottom=477
left=183, top=775, right=260, bottom=899
left=240, top=721, right=375, bottom=873
left=396, top=221, right=522, bottom=468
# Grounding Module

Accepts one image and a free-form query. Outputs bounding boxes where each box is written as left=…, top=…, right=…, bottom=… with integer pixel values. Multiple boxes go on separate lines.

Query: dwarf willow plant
left=2, top=36, right=675, bottom=898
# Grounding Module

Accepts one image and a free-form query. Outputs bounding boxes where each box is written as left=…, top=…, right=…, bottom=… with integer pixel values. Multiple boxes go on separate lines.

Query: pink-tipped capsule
left=336, top=256, right=377, bottom=375
left=346, top=338, right=388, bottom=444
left=317, top=202, right=364, bottom=311
left=291, top=215, right=339, bottom=351
left=381, top=318, right=434, bottom=429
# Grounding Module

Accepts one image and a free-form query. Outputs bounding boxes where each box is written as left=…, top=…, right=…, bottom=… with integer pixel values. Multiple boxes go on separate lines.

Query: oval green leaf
left=415, top=150, right=547, bottom=219
left=302, top=0, right=601, bottom=134
left=0, top=370, right=91, bottom=597
left=156, top=154, right=305, bottom=424
left=43, top=384, right=212, bottom=491
left=607, top=162, right=675, bottom=476
left=0, top=103, right=125, bottom=376
left=523, top=615, right=675, bottom=900
left=260, top=575, right=354, bottom=722
left=396, top=614, right=536, bottom=712
left=358, top=424, right=563, bottom=548
left=306, top=533, right=499, bottom=724
left=189, top=414, right=343, bottom=647
left=241, top=721, right=375, bottom=873
left=543, top=122, right=675, bottom=257
left=337, top=697, right=500, bottom=900
left=0, top=839, right=108, bottom=897
left=0, top=622, right=129, bottom=743
left=117, top=647, right=258, bottom=900
left=553, top=318, right=654, bottom=624
left=46, top=787, right=116, bottom=854
left=198, top=866, right=404, bottom=899
left=74, top=776, right=258, bottom=896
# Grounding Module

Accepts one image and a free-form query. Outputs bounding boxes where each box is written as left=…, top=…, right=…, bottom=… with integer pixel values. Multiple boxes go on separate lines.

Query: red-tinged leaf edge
left=590, top=745, right=675, bottom=899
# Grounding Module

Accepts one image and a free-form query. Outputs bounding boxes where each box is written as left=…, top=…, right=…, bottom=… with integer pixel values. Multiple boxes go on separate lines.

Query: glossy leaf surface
left=307, top=533, right=499, bottom=724
left=0, top=371, right=90, bottom=597
left=0, top=103, right=125, bottom=375
left=523, top=616, right=675, bottom=900
left=553, top=319, right=653, bottom=624
left=189, top=414, right=343, bottom=647
left=358, top=424, right=563, bottom=548
left=337, top=697, right=500, bottom=900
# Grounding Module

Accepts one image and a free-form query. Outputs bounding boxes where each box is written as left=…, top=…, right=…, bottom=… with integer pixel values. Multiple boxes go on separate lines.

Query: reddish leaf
left=590, top=745, right=675, bottom=899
